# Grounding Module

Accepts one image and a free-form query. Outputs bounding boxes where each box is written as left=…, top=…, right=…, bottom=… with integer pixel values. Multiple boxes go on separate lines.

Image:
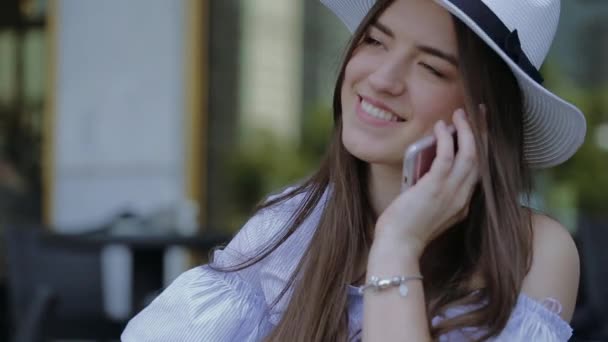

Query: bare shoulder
left=521, top=213, right=580, bottom=322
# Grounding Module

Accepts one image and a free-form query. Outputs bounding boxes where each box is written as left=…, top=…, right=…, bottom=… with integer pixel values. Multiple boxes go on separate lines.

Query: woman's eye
left=363, top=36, right=383, bottom=47
left=420, top=63, right=445, bottom=78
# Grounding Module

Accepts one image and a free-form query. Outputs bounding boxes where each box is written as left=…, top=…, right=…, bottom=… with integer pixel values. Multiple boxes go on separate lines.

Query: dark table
left=47, top=229, right=231, bottom=316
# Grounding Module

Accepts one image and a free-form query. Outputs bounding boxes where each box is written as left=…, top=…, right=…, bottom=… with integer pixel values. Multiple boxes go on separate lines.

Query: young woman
left=122, top=0, right=585, bottom=340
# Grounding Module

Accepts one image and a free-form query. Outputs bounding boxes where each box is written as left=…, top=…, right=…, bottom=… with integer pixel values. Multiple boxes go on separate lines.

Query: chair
left=4, top=225, right=126, bottom=342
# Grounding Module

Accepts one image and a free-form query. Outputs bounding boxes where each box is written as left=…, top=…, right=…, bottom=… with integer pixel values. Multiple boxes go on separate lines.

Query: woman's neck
left=368, top=163, right=403, bottom=218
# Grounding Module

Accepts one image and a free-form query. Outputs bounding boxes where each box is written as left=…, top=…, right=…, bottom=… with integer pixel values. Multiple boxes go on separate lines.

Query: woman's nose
left=368, top=61, right=406, bottom=96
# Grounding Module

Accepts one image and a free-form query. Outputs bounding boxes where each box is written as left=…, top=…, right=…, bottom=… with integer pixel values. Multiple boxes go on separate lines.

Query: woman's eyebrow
left=371, top=21, right=459, bottom=67
left=371, top=21, right=394, bottom=37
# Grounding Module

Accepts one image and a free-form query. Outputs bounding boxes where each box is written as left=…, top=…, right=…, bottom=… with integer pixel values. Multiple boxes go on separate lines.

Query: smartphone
left=401, top=125, right=457, bottom=192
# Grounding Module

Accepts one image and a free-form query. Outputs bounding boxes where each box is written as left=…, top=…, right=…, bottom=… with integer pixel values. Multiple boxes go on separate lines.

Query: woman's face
left=341, top=0, right=466, bottom=167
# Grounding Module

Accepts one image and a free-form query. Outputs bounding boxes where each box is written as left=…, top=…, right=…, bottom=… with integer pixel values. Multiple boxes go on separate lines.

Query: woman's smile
left=357, top=95, right=407, bottom=128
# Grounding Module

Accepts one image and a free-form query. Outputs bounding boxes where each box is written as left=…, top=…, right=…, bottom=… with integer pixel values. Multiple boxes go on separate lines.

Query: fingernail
left=455, top=109, right=466, bottom=120
left=435, top=121, right=442, bottom=131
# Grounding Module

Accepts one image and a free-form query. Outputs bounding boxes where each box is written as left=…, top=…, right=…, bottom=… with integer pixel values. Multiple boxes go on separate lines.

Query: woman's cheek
left=410, top=93, right=450, bottom=125
left=410, top=83, right=463, bottom=124
left=348, top=66, right=371, bottom=86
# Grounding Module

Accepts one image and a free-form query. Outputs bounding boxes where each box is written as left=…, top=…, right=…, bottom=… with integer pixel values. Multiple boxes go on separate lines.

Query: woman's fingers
left=420, top=107, right=480, bottom=217
left=428, top=120, right=455, bottom=180
left=448, top=108, right=478, bottom=189
left=442, top=108, right=480, bottom=218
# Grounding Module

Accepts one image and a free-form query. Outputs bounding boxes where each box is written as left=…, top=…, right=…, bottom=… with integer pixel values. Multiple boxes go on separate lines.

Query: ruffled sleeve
left=490, top=295, right=573, bottom=341
left=121, top=186, right=321, bottom=341
left=121, top=265, right=274, bottom=342
left=122, top=186, right=326, bottom=341
left=436, top=294, right=573, bottom=342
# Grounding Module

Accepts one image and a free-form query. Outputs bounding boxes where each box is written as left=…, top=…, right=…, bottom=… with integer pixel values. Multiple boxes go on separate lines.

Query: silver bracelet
left=358, top=275, right=423, bottom=297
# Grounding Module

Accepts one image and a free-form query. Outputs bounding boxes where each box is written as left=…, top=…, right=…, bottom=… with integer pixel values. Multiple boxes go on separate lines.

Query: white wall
left=239, top=0, right=304, bottom=145
left=53, top=0, right=187, bottom=231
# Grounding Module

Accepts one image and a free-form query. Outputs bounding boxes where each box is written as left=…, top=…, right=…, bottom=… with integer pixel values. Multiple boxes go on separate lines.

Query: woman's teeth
left=361, top=99, right=402, bottom=122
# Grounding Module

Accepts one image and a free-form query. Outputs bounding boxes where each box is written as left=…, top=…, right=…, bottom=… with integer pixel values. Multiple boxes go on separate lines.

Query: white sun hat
left=321, top=0, right=587, bottom=168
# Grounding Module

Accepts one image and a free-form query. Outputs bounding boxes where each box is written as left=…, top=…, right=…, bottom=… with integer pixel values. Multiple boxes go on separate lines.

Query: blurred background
left=0, top=0, right=606, bottom=341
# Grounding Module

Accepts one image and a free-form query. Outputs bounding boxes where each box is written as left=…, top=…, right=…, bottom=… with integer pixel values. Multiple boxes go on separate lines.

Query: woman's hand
left=373, top=108, right=480, bottom=258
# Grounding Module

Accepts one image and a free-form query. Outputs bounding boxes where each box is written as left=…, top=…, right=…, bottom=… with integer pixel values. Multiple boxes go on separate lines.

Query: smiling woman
left=341, top=0, right=465, bottom=167
left=121, top=0, right=584, bottom=341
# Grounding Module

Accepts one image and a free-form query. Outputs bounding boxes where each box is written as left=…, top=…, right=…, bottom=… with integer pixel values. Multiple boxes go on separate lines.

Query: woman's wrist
left=371, top=231, right=425, bottom=260
left=368, top=237, right=424, bottom=272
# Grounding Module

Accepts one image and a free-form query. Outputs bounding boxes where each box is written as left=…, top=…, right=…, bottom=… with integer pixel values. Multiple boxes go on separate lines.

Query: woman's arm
left=363, top=239, right=431, bottom=341
left=521, top=214, right=580, bottom=321
left=363, top=109, right=480, bottom=341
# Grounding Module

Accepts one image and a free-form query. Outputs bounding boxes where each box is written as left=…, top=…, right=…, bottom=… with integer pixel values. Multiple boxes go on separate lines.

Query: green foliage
left=224, top=105, right=333, bottom=228
left=542, top=63, right=608, bottom=215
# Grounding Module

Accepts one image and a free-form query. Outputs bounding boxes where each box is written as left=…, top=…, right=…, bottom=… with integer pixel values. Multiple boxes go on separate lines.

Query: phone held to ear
left=401, top=125, right=457, bottom=192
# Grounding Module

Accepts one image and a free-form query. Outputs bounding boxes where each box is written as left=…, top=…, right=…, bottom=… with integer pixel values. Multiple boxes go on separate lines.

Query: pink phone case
left=401, top=125, right=457, bottom=192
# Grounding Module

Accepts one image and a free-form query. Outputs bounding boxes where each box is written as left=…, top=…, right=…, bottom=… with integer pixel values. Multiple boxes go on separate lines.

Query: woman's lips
left=357, top=96, right=406, bottom=127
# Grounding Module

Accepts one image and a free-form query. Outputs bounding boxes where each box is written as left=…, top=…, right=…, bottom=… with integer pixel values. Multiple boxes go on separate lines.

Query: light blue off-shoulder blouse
left=122, top=188, right=574, bottom=341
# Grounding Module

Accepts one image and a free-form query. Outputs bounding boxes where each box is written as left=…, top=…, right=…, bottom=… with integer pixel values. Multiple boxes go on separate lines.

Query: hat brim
left=437, top=0, right=586, bottom=168
left=321, top=0, right=587, bottom=168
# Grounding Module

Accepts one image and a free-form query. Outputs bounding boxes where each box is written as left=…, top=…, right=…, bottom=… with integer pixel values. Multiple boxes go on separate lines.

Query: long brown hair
left=211, top=0, right=533, bottom=340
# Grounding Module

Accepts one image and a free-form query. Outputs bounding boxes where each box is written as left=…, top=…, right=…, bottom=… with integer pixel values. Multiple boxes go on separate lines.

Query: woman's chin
left=345, top=144, right=402, bottom=166
left=342, top=131, right=406, bottom=166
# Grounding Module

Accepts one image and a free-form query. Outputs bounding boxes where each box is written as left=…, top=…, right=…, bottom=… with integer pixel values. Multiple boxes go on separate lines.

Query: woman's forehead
left=375, top=0, right=458, bottom=53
